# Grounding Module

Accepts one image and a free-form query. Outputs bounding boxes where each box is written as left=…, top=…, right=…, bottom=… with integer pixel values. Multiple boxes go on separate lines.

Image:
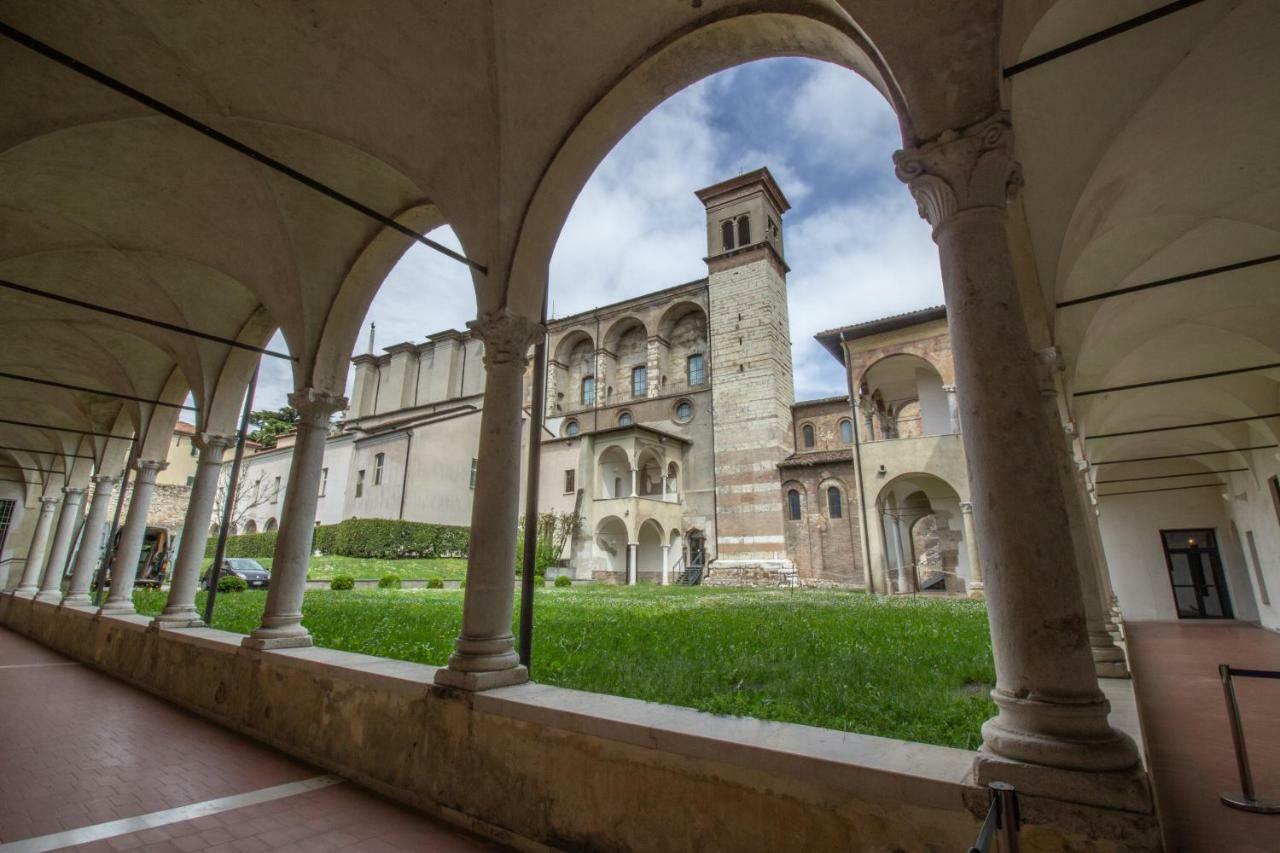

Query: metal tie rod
left=0, top=279, right=295, bottom=361
left=0, top=443, right=93, bottom=460
left=0, top=370, right=196, bottom=411
left=1087, top=412, right=1280, bottom=441
left=1218, top=664, right=1280, bottom=814
left=1092, top=444, right=1278, bottom=466
left=1056, top=252, right=1280, bottom=309
left=0, top=416, right=133, bottom=441
left=0, top=21, right=486, bottom=275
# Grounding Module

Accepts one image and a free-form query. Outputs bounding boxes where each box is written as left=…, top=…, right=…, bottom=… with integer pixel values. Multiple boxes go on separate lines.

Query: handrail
left=968, top=783, right=1019, bottom=853
left=1219, top=664, right=1280, bottom=814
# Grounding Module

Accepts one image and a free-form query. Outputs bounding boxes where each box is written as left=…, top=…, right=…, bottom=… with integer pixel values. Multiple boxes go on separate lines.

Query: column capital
left=893, top=112, right=1022, bottom=235
left=195, top=432, right=236, bottom=453
left=61, top=486, right=86, bottom=497
left=135, top=459, right=168, bottom=473
left=287, top=388, right=348, bottom=426
left=468, top=310, right=544, bottom=367
left=38, top=495, right=60, bottom=507
left=941, top=384, right=957, bottom=393
left=959, top=501, right=974, bottom=514
left=90, top=473, right=118, bottom=486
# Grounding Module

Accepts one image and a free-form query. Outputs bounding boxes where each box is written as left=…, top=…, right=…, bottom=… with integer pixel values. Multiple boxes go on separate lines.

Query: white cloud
left=785, top=62, right=902, bottom=178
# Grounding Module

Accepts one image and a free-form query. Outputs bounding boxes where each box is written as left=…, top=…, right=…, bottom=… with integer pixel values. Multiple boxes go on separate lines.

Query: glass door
left=1161, top=529, right=1233, bottom=619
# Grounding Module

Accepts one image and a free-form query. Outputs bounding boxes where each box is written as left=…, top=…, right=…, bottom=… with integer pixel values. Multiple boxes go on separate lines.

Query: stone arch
left=551, top=329, right=597, bottom=414
left=597, top=445, right=632, bottom=498
left=783, top=480, right=806, bottom=521
left=505, top=8, right=916, bottom=320
left=876, top=472, right=965, bottom=594
left=635, top=448, right=665, bottom=497
left=243, top=519, right=258, bottom=535
left=264, top=518, right=279, bottom=532
left=858, top=352, right=949, bottom=439
left=601, top=316, right=649, bottom=403
left=594, top=515, right=629, bottom=579
left=658, top=302, right=709, bottom=391
left=637, top=517, right=665, bottom=580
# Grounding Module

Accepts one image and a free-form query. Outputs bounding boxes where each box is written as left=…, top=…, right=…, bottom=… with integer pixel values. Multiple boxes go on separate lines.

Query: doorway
left=1160, top=529, right=1233, bottom=619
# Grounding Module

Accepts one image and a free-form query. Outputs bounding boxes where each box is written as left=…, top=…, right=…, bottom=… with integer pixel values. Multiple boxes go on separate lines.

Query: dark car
left=201, top=558, right=271, bottom=589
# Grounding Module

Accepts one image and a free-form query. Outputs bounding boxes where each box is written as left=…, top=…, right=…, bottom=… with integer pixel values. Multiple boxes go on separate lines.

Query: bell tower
left=696, top=168, right=796, bottom=579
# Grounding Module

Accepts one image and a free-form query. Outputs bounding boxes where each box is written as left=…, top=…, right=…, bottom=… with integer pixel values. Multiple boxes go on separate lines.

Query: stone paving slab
left=0, top=627, right=503, bottom=852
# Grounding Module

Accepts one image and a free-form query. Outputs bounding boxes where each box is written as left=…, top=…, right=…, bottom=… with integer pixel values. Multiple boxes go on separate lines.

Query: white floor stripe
left=0, top=774, right=343, bottom=853
left=0, top=662, right=79, bottom=670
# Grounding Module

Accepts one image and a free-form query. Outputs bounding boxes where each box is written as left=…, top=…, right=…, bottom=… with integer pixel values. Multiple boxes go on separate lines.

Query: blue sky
left=250, top=58, right=943, bottom=412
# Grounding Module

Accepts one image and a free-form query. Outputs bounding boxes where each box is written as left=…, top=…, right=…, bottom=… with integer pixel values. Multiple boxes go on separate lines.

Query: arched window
left=827, top=487, right=843, bottom=519
left=737, top=215, right=751, bottom=246
left=787, top=489, right=802, bottom=521
left=721, top=220, right=735, bottom=251
left=581, top=375, right=595, bottom=406
left=618, top=411, right=633, bottom=427
left=565, top=419, right=580, bottom=437
left=802, top=423, right=815, bottom=448
left=839, top=418, right=853, bottom=444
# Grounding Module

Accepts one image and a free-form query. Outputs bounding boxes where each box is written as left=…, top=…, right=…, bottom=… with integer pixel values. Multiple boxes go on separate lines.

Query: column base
left=151, top=616, right=206, bottom=630
left=241, top=632, right=313, bottom=650
left=982, top=689, right=1140, bottom=773
left=966, top=580, right=985, bottom=599
left=34, top=591, right=62, bottom=604
left=1095, top=660, right=1131, bottom=679
left=11, top=588, right=37, bottom=598
left=434, top=664, right=528, bottom=692
left=973, top=749, right=1152, bottom=813
left=60, top=594, right=92, bottom=607
left=98, top=600, right=136, bottom=615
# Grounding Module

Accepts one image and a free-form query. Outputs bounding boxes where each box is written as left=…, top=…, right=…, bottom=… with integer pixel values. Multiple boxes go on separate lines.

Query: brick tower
left=697, top=168, right=796, bottom=581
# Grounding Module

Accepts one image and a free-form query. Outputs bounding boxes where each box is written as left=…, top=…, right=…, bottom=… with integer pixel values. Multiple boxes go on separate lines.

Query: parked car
left=201, top=558, right=271, bottom=589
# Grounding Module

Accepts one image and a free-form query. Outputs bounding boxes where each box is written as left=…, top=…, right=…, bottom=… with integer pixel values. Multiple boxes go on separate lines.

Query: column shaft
left=244, top=390, right=345, bottom=649
left=436, top=312, right=541, bottom=690
left=37, top=488, right=85, bottom=601
left=63, top=477, right=117, bottom=606
left=961, top=502, right=983, bottom=598
left=660, top=544, right=670, bottom=586
left=895, top=113, right=1137, bottom=775
left=156, top=435, right=231, bottom=627
left=14, top=497, right=59, bottom=595
left=627, top=543, right=637, bottom=586
left=102, top=461, right=167, bottom=614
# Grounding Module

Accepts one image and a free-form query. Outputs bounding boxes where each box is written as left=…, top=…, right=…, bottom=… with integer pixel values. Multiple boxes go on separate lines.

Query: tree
left=248, top=405, right=299, bottom=448
left=212, top=468, right=279, bottom=534
left=516, top=510, right=580, bottom=577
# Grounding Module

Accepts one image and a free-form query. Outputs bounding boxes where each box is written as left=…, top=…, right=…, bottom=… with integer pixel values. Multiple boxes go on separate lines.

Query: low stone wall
left=0, top=595, right=1161, bottom=851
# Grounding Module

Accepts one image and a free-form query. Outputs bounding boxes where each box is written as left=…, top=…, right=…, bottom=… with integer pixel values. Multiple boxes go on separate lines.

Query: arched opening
left=786, top=488, right=803, bottom=521
left=597, top=445, right=632, bottom=498
left=264, top=518, right=279, bottom=532
left=243, top=519, right=258, bottom=535
left=551, top=330, right=596, bottom=415
left=602, top=316, right=649, bottom=404
left=657, top=302, right=709, bottom=392
left=736, top=214, right=751, bottom=247
left=721, top=219, right=736, bottom=252
left=858, top=354, right=950, bottom=441
left=637, top=518, right=664, bottom=581
left=801, top=423, right=816, bottom=449
left=636, top=448, right=665, bottom=497
left=876, top=473, right=965, bottom=595
left=594, top=516, right=629, bottom=581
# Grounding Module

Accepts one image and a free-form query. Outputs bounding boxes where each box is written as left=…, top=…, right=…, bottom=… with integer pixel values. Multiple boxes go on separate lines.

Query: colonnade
left=3, top=110, right=1140, bottom=794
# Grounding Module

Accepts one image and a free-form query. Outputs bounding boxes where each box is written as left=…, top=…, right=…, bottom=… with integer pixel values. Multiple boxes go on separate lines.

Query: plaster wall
left=1221, top=451, right=1280, bottom=630
left=1099, top=487, right=1259, bottom=624
left=157, top=429, right=201, bottom=487
left=0, top=598, right=1162, bottom=852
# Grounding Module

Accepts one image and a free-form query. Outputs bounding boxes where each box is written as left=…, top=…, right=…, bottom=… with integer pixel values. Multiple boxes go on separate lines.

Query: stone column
left=155, top=434, right=232, bottom=627
left=942, top=384, right=960, bottom=434
left=63, top=476, right=117, bottom=606
left=661, top=475, right=668, bottom=501
left=101, top=461, right=167, bottom=614
left=895, top=114, right=1139, bottom=779
left=436, top=311, right=542, bottom=690
left=37, top=488, right=85, bottom=602
left=13, top=497, right=59, bottom=596
left=660, top=544, right=671, bottom=586
left=629, top=468, right=638, bottom=498
left=627, top=542, right=638, bottom=585
left=244, top=389, right=345, bottom=649
left=960, top=502, right=984, bottom=598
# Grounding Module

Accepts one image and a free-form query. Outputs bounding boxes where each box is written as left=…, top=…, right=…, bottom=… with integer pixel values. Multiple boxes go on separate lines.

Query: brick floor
left=0, top=627, right=503, bottom=851
left=1127, top=621, right=1280, bottom=853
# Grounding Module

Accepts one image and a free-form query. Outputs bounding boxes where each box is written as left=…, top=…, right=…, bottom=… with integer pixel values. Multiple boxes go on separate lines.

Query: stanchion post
left=1219, top=664, right=1280, bottom=814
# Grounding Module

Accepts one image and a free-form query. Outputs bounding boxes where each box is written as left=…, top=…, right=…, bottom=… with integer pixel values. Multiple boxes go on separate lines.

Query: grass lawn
left=243, top=555, right=468, bottom=581
left=133, top=585, right=995, bottom=750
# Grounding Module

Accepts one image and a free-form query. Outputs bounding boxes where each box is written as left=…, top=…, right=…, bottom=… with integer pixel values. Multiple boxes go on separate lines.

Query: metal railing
left=969, top=783, right=1019, bottom=853
left=1219, top=664, right=1280, bottom=814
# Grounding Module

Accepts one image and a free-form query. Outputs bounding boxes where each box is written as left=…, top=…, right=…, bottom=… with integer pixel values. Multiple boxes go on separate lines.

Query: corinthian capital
left=893, top=112, right=1022, bottom=234
left=288, top=387, right=348, bottom=427
left=468, top=311, right=544, bottom=367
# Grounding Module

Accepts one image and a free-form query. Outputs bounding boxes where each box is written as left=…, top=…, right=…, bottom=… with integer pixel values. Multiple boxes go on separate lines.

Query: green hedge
left=207, top=517, right=469, bottom=560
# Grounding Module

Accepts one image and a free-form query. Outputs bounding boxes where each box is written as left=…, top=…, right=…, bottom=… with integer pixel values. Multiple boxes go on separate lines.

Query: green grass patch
left=131, top=585, right=994, bottom=749
left=230, top=555, right=468, bottom=581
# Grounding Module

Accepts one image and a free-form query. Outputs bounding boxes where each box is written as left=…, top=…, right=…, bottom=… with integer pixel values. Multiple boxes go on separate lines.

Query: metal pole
left=992, top=782, right=1019, bottom=852
left=518, top=316, right=550, bottom=670
left=203, top=364, right=259, bottom=625
left=1219, top=664, right=1280, bottom=813
left=93, top=441, right=137, bottom=607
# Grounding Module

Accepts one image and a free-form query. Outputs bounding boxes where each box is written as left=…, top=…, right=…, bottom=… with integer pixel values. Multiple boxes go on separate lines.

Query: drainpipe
left=398, top=430, right=413, bottom=520
left=842, top=331, right=874, bottom=593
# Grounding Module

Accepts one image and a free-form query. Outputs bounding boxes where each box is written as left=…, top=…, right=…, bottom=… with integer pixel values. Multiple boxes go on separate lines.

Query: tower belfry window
left=737, top=215, right=750, bottom=246
left=721, top=220, right=735, bottom=252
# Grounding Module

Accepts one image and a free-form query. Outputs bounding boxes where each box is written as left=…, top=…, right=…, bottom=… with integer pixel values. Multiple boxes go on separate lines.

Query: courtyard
left=133, top=585, right=996, bottom=750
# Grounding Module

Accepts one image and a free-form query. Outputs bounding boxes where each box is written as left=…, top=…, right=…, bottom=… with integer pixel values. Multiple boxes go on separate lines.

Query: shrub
left=377, top=573, right=402, bottom=589
left=554, top=575, right=572, bottom=588
left=459, top=580, right=466, bottom=590
left=426, top=578, right=444, bottom=589
left=211, top=518, right=470, bottom=561
left=330, top=574, right=355, bottom=591
left=217, top=574, right=248, bottom=593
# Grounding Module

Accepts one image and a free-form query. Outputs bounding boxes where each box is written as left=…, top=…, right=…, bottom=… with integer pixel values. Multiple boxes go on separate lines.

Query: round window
left=674, top=400, right=693, bottom=422
left=618, top=411, right=633, bottom=427
left=565, top=420, right=580, bottom=437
